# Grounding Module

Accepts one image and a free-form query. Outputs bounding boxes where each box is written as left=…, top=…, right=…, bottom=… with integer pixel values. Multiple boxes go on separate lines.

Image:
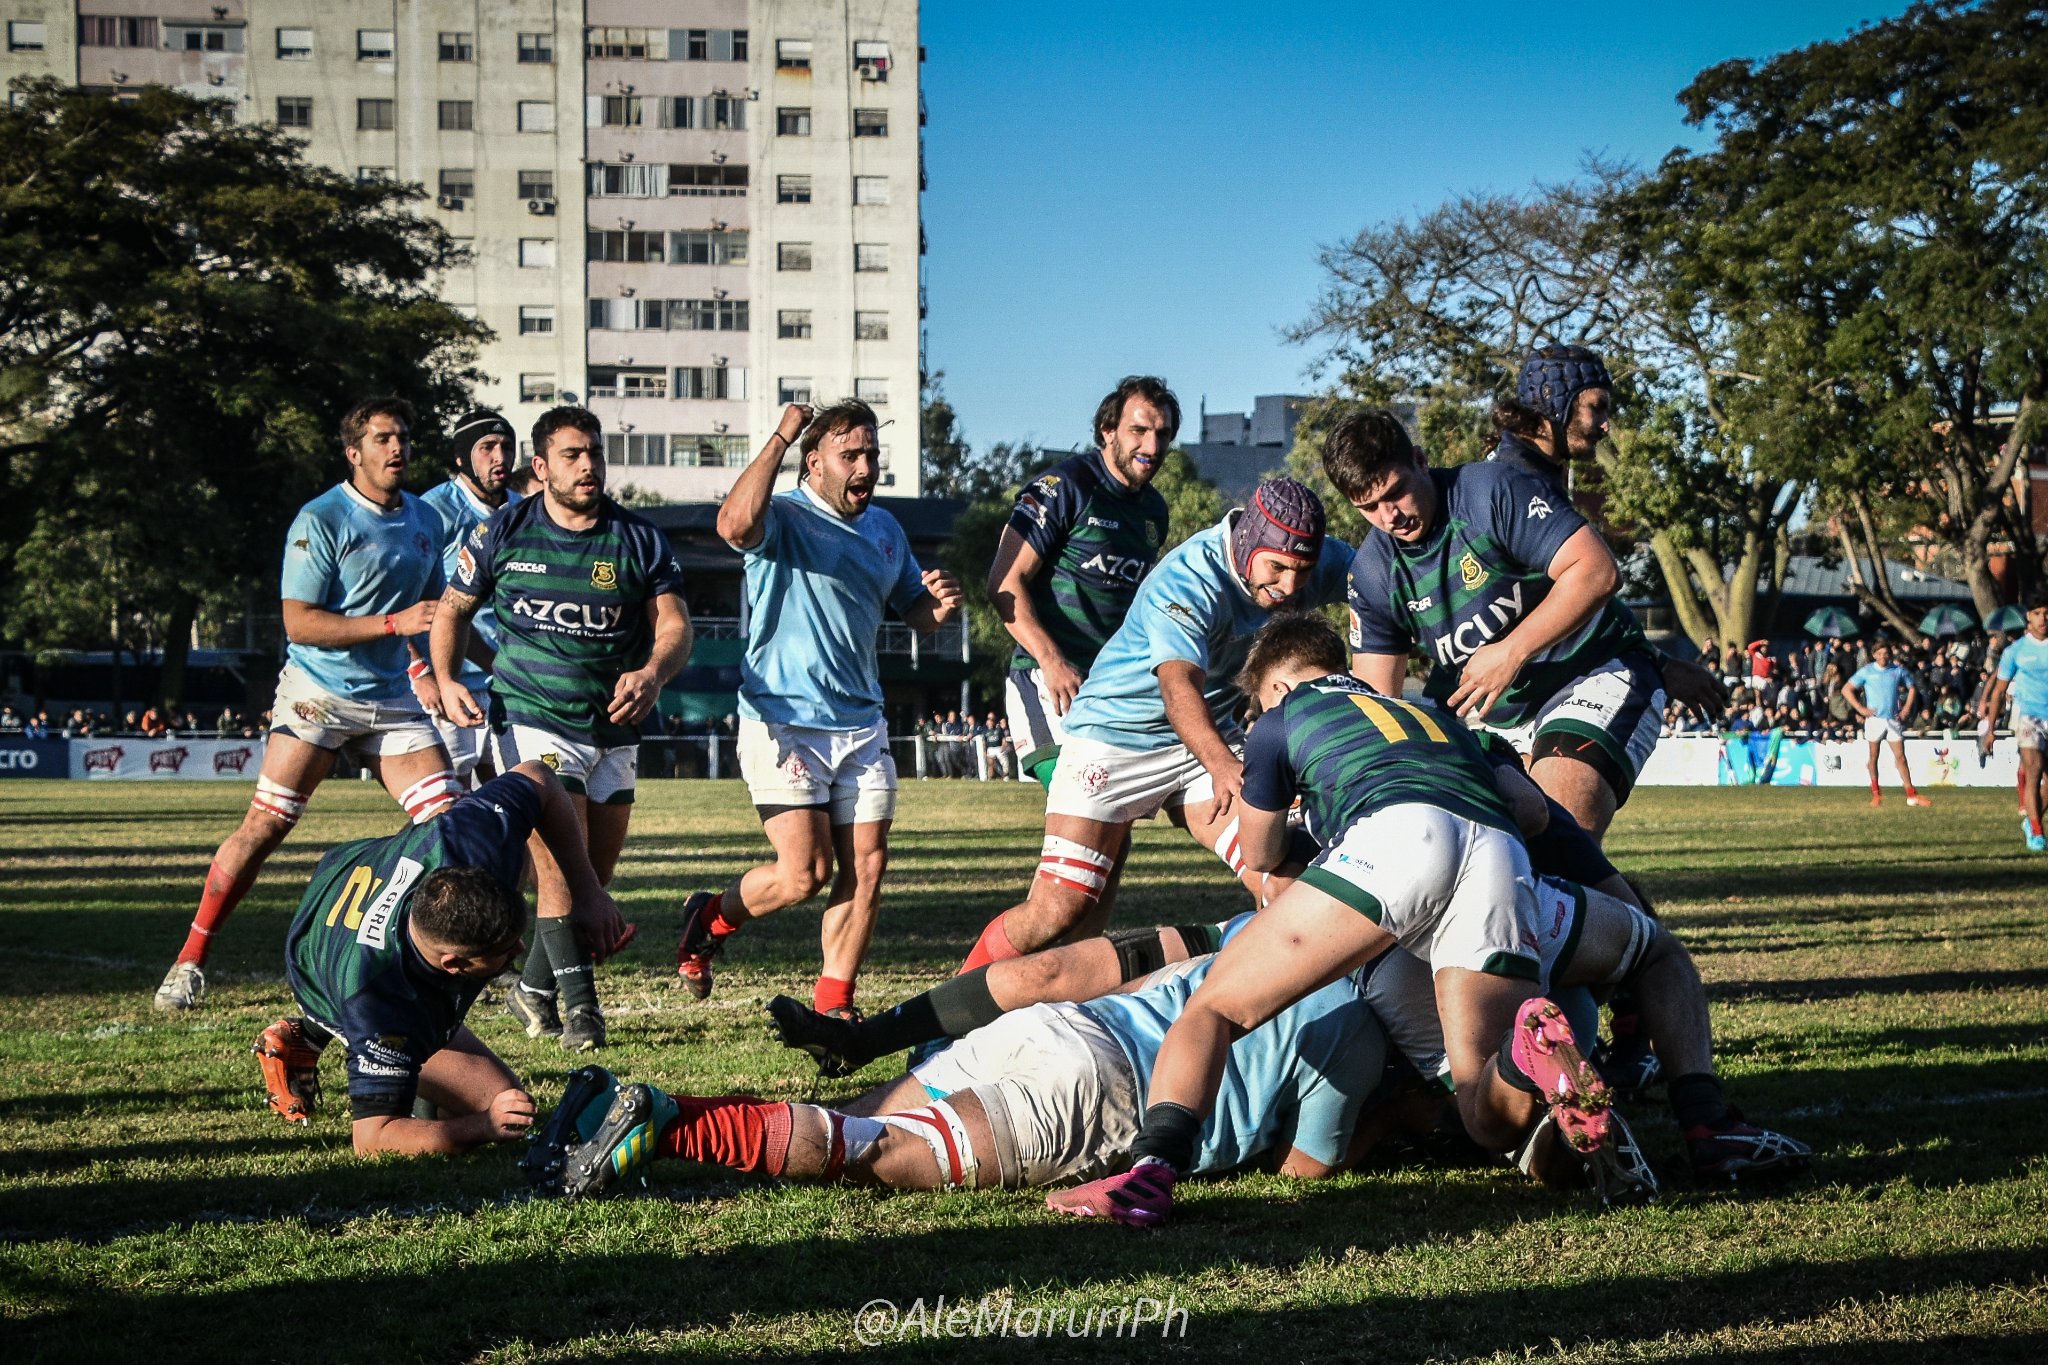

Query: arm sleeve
left=888, top=527, right=926, bottom=615
left=1238, top=708, right=1297, bottom=813
left=1132, top=566, right=1217, bottom=674
left=1345, top=550, right=1415, bottom=655
left=1005, top=468, right=1083, bottom=558
left=336, top=987, right=432, bottom=1121
left=435, top=772, right=546, bottom=888
left=450, top=516, right=499, bottom=600
left=742, top=497, right=791, bottom=561
left=1487, top=464, right=1585, bottom=570
left=279, top=506, right=338, bottom=604
left=642, top=525, right=687, bottom=599
left=1312, top=538, right=1355, bottom=607
left=1999, top=650, right=2020, bottom=682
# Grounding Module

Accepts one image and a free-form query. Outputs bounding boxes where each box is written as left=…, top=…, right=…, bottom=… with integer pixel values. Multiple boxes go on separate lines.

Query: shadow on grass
left=1707, top=968, right=2048, bottom=1003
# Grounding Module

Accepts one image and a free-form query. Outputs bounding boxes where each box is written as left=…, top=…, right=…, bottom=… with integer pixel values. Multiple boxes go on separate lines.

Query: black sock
left=519, top=922, right=555, bottom=995
left=853, top=972, right=1001, bottom=1062
left=1128, top=1102, right=1203, bottom=1174
left=1668, top=1072, right=1728, bottom=1129
left=1494, top=1028, right=1543, bottom=1095
left=537, top=916, right=597, bottom=1012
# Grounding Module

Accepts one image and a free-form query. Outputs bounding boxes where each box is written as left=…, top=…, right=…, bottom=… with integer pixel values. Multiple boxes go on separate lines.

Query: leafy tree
left=919, top=371, right=1029, bottom=500
left=0, top=80, right=486, bottom=704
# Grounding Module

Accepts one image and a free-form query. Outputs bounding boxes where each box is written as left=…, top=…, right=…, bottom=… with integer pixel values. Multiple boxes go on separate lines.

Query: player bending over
left=253, top=762, right=625, bottom=1156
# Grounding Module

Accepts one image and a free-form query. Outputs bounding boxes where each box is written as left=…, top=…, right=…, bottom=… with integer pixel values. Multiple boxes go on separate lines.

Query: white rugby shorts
left=1863, top=715, right=1906, bottom=743
left=2017, top=713, right=2048, bottom=752
left=433, top=680, right=492, bottom=783
left=1043, top=730, right=1238, bottom=825
left=1004, top=666, right=1071, bottom=772
left=269, top=664, right=442, bottom=761
left=738, top=716, right=896, bottom=824
left=491, top=723, right=637, bottom=804
left=1482, top=653, right=1665, bottom=789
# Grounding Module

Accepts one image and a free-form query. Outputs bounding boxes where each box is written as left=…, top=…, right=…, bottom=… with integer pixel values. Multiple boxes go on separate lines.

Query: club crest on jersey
left=1527, top=495, right=1553, bottom=520
left=1145, top=522, right=1162, bottom=549
left=457, top=545, right=477, bottom=581
left=539, top=751, right=561, bottom=772
left=591, top=560, right=618, bottom=591
left=1459, top=552, right=1490, bottom=591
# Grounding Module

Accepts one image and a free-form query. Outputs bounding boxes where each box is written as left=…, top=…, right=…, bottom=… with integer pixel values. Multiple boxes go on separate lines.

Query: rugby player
left=1845, top=640, right=1930, bottom=808
left=420, top=409, right=522, bottom=784
left=991, top=377, right=1175, bottom=788
left=676, top=402, right=964, bottom=1018
left=253, top=760, right=628, bottom=1156
left=154, top=397, right=461, bottom=1011
left=955, top=478, right=1353, bottom=973
left=545, top=941, right=1387, bottom=1200
left=433, top=405, right=692, bottom=1051
left=1980, top=594, right=2048, bottom=850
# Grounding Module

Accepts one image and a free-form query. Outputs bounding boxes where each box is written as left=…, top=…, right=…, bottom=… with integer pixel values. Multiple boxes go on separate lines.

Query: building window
left=519, top=170, right=555, bottom=201
left=778, top=242, right=812, bottom=272
left=670, top=434, right=750, bottom=467
left=604, top=432, right=671, bottom=467
left=438, top=31, right=473, bottom=62
left=357, top=166, right=394, bottom=184
left=357, top=99, right=395, bottom=132
left=854, top=243, right=889, bottom=273
left=667, top=299, right=749, bottom=332
left=668, top=95, right=747, bottom=130
left=274, top=26, right=311, bottom=59
left=587, top=230, right=666, bottom=262
left=855, top=311, right=889, bottom=342
left=779, top=377, right=813, bottom=406
left=854, top=40, right=891, bottom=81
left=80, top=16, right=157, bottom=47
left=776, top=38, right=811, bottom=71
left=854, top=176, right=890, bottom=206
left=275, top=97, right=312, bottom=129
left=8, top=21, right=47, bottom=51
left=600, top=95, right=642, bottom=127
left=853, top=108, right=888, bottom=138
left=588, top=162, right=665, bottom=197
left=520, top=374, right=557, bottom=403
left=439, top=169, right=475, bottom=202
left=776, top=107, right=811, bottom=137
left=675, top=28, right=747, bottom=61
left=588, top=367, right=669, bottom=399
left=168, top=24, right=237, bottom=52
left=585, top=27, right=661, bottom=60
left=778, top=309, right=813, bottom=339
left=668, top=164, right=748, bottom=197
left=519, top=306, right=555, bottom=336
left=517, top=32, right=553, bottom=64
left=517, top=101, right=554, bottom=133
left=438, top=101, right=474, bottom=132
left=519, top=239, right=556, bottom=269
left=776, top=174, right=811, bottom=204
left=855, top=378, right=889, bottom=405
left=674, top=366, right=747, bottom=401
left=357, top=29, right=394, bottom=61
left=670, top=230, right=747, bottom=265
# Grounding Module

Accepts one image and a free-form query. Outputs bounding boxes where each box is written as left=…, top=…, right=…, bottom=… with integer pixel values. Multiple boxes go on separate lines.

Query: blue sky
left=919, top=2, right=1912, bottom=455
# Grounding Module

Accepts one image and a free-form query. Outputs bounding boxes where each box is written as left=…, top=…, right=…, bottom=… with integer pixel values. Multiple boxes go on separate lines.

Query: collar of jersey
left=453, top=477, right=516, bottom=519
left=796, top=479, right=865, bottom=528
left=341, top=480, right=405, bottom=518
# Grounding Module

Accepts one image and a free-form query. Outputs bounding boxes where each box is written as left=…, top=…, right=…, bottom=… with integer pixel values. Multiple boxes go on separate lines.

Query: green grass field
left=3, top=778, right=2046, bottom=1363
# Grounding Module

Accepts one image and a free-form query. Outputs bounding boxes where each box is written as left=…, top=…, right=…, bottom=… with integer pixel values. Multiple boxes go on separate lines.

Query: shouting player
left=676, top=402, right=964, bottom=1018
left=155, top=397, right=460, bottom=1011
left=433, top=405, right=692, bottom=1051
left=991, top=377, right=1175, bottom=787
left=253, top=760, right=627, bottom=1155
left=420, top=409, right=522, bottom=784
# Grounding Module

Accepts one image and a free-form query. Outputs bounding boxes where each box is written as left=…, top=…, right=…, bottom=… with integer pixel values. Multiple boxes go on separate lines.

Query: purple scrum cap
left=1231, top=478, right=1326, bottom=583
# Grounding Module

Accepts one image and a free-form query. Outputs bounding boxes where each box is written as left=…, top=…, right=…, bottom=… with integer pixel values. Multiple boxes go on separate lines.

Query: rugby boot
left=560, top=1002, right=607, bottom=1053
left=1045, top=1160, right=1177, bottom=1228
left=1686, top=1110, right=1813, bottom=1184
left=505, top=982, right=563, bottom=1038
left=675, top=891, right=727, bottom=1000
left=519, top=1065, right=620, bottom=1193
left=1508, top=996, right=1614, bottom=1155
left=1512, top=1107, right=1660, bottom=1208
left=766, top=994, right=868, bottom=1078
left=153, top=960, right=205, bottom=1012
left=254, top=1018, right=323, bottom=1126
left=562, top=1082, right=679, bottom=1201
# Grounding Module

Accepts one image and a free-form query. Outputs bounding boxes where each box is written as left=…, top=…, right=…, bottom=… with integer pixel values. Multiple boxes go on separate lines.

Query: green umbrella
left=1804, top=607, right=1859, bottom=638
left=1918, top=603, right=1977, bottom=637
left=1987, top=605, right=2027, bottom=632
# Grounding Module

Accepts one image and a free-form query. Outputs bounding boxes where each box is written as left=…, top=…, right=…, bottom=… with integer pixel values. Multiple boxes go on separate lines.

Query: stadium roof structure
left=1776, top=554, right=1973, bottom=603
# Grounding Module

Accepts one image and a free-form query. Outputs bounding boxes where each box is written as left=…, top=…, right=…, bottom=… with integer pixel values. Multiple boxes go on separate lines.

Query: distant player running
left=252, top=762, right=627, bottom=1156
left=433, top=405, right=691, bottom=1052
left=155, top=397, right=461, bottom=1011
left=954, top=479, right=1353, bottom=974
left=420, top=409, right=522, bottom=784
left=545, top=939, right=1386, bottom=1201
left=1331, top=407, right=1661, bottom=842
left=675, top=402, right=964, bottom=1019
left=991, top=377, right=1175, bottom=787
left=1846, top=640, right=1929, bottom=808
left=1982, top=595, right=2048, bottom=850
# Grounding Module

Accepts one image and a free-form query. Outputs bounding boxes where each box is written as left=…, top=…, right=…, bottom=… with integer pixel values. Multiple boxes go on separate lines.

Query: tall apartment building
left=1, top=0, right=924, bottom=500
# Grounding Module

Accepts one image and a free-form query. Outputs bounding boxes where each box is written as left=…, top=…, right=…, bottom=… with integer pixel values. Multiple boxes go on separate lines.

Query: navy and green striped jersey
left=285, top=773, right=542, bottom=1119
left=1006, top=451, right=1171, bottom=671
left=1239, top=673, right=1515, bottom=841
left=1345, top=462, right=1647, bottom=727
left=452, top=495, right=685, bottom=747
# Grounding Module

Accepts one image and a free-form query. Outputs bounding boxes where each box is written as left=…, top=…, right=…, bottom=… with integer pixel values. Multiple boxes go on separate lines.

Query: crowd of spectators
left=0, top=704, right=270, bottom=739
left=1662, top=631, right=2013, bottom=739
left=914, top=709, right=1018, bottom=780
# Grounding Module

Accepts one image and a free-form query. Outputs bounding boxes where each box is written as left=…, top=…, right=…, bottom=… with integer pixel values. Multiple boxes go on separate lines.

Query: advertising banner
left=0, top=737, right=71, bottom=779
left=69, top=738, right=266, bottom=780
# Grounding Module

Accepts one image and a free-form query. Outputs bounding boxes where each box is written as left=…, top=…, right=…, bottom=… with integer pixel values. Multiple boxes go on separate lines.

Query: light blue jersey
left=1062, top=513, right=1353, bottom=751
left=1849, top=662, right=1912, bottom=721
left=1081, top=947, right=1384, bottom=1175
left=420, top=479, right=522, bottom=689
left=1997, top=633, right=2048, bottom=719
left=279, top=483, right=444, bottom=701
left=739, top=484, right=926, bottom=730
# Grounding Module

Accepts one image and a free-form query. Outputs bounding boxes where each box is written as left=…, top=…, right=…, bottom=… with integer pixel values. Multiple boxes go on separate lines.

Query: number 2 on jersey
left=324, top=865, right=385, bottom=931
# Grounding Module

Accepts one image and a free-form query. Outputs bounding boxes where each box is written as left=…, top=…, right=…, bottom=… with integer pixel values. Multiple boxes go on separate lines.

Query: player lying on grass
left=534, top=932, right=1394, bottom=1201
left=253, top=762, right=628, bottom=1157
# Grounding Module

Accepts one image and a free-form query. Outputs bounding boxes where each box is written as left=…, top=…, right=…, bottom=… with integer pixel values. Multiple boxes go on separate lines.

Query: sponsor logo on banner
left=148, top=747, right=190, bottom=774
left=71, top=737, right=272, bottom=780
left=213, top=747, right=255, bottom=775
left=84, top=746, right=124, bottom=774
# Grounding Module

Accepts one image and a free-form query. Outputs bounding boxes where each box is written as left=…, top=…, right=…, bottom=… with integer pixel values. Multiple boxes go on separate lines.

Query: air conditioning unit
left=857, top=57, right=888, bottom=81
left=527, top=198, right=555, bottom=216
left=436, top=194, right=465, bottom=210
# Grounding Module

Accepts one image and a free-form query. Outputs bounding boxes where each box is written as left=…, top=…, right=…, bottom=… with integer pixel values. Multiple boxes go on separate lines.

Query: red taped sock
left=813, top=975, right=855, bottom=1014
left=658, top=1096, right=789, bottom=1175
left=958, top=913, right=1023, bottom=973
left=179, top=861, right=255, bottom=965
left=704, top=892, right=743, bottom=938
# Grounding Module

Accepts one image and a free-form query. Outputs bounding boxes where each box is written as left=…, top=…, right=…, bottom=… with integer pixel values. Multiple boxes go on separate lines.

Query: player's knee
left=849, top=843, right=888, bottom=887
left=779, top=853, right=832, bottom=903
left=247, top=777, right=311, bottom=838
left=397, top=769, right=462, bottom=823
left=1032, top=835, right=1114, bottom=911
